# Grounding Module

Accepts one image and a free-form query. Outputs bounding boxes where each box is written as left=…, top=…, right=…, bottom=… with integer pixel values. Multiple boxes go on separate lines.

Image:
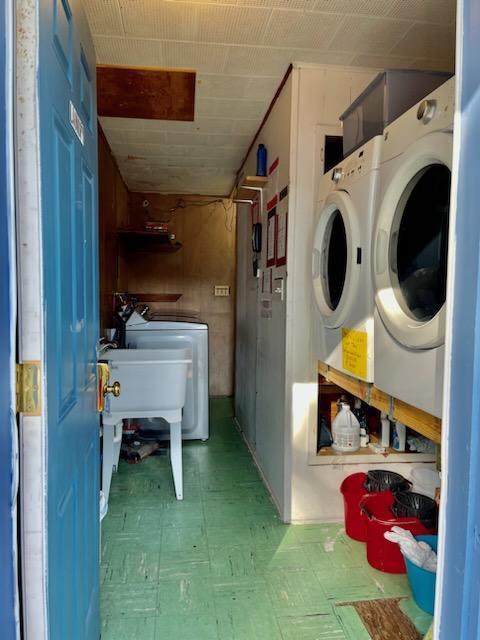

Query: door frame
left=0, top=0, right=19, bottom=637
left=16, top=1, right=48, bottom=637
left=436, top=0, right=480, bottom=636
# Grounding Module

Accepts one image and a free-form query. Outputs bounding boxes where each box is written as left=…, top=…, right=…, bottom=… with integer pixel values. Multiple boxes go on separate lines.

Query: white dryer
left=372, top=77, right=455, bottom=418
left=125, top=311, right=209, bottom=440
left=312, top=136, right=382, bottom=382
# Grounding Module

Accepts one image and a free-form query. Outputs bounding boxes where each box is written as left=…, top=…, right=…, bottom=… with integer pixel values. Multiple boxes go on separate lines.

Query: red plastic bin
left=360, top=492, right=437, bottom=574
left=340, top=472, right=369, bottom=542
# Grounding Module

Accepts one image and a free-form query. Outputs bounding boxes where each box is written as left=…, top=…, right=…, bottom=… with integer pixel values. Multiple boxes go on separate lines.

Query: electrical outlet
left=214, top=285, right=230, bottom=297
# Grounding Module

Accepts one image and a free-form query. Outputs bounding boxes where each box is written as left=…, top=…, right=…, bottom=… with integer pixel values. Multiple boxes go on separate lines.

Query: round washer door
left=373, top=131, right=452, bottom=349
left=312, top=190, right=360, bottom=329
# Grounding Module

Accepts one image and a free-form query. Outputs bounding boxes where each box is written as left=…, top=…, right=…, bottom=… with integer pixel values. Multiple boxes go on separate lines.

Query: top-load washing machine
left=312, top=135, right=382, bottom=382
left=372, top=77, right=455, bottom=418
left=125, top=311, right=209, bottom=440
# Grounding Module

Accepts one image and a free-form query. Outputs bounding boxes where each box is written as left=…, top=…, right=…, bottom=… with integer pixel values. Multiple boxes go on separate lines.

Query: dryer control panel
left=331, top=135, right=382, bottom=187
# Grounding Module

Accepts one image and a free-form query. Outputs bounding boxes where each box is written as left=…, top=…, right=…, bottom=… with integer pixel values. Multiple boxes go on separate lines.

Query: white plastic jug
left=332, top=403, right=360, bottom=453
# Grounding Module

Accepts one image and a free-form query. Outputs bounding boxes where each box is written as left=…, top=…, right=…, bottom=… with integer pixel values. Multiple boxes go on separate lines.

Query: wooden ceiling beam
left=96, top=64, right=196, bottom=121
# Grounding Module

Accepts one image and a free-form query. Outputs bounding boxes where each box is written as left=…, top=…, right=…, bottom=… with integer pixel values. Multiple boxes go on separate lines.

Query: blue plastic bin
left=404, top=534, right=438, bottom=615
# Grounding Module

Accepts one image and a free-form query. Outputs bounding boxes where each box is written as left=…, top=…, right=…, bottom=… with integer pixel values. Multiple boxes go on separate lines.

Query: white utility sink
left=101, top=347, right=192, bottom=503
left=105, top=348, right=191, bottom=417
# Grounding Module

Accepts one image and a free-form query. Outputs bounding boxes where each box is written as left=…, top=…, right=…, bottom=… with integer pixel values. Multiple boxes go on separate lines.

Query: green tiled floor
left=101, top=398, right=431, bottom=639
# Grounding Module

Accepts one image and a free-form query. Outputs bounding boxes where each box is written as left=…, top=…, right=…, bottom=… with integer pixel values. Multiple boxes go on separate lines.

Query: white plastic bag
left=384, top=526, right=437, bottom=572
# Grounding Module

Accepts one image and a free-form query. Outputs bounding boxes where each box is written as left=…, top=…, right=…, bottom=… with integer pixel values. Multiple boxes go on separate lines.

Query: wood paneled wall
left=98, top=127, right=129, bottom=332
left=118, top=193, right=236, bottom=397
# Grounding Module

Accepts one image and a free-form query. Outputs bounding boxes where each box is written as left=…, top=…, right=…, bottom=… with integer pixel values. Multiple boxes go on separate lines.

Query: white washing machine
left=373, top=77, right=455, bottom=418
left=312, top=135, right=382, bottom=382
left=125, top=311, right=209, bottom=440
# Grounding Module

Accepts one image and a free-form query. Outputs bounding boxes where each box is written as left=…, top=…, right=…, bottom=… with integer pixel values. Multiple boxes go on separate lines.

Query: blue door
left=38, top=1, right=100, bottom=637
left=0, top=2, right=18, bottom=638
left=436, top=0, right=480, bottom=637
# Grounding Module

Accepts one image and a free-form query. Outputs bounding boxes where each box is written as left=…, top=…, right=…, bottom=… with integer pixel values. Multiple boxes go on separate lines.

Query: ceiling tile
left=99, top=116, right=146, bottom=131
left=328, top=16, right=412, bottom=54
left=245, top=76, right=282, bottom=100
left=93, top=36, right=164, bottom=66
left=121, top=155, right=240, bottom=170
left=142, top=117, right=235, bottom=135
left=263, top=10, right=342, bottom=48
left=196, top=5, right=271, bottom=45
left=140, top=120, right=197, bottom=133
left=120, top=0, right=200, bottom=40
left=388, top=0, right=456, bottom=24
left=232, top=119, right=260, bottom=136
left=123, top=130, right=168, bottom=145
left=350, top=53, right=415, bottom=69
left=164, top=131, right=251, bottom=147
left=238, top=0, right=315, bottom=8
left=411, top=58, right=455, bottom=73
left=314, top=0, right=395, bottom=16
left=224, top=46, right=293, bottom=76
left=102, top=128, right=126, bottom=146
left=162, top=41, right=228, bottom=74
left=289, top=49, right=354, bottom=65
left=390, top=23, right=455, bottom=59
left=84, top=0, right=456, bottom=196
left=83, top=0, right=124, bottom=36
left=196, top=74, right=251, bottom=99
left=196, top=97, right=268, bottom=119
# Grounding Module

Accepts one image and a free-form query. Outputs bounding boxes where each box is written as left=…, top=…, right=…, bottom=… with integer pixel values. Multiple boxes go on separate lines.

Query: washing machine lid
left=126, top=310, right=207, bottom=330
left=312, top=189, right=361, bottom=329
left=373, top=131, right=452, bottom=349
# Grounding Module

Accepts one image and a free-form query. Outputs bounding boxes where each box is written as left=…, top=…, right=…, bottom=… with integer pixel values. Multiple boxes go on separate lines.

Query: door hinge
left=16, top=361, right=42, bottom=416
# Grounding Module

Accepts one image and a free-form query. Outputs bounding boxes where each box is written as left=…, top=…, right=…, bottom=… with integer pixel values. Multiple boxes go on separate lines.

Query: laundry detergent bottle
left=332, top=403, right=361, bottom=453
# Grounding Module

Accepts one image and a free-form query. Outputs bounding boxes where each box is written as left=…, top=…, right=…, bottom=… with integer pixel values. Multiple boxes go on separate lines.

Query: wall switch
left=214, top=285, right=230, bottom=297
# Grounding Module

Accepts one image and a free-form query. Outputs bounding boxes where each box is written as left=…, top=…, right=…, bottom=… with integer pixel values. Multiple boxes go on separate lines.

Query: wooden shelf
left=315, top=432, right=436, bottom=465
left=318, top=361, right=441, bottom=444
left=126, top=292, right=182, bottom=303
left=117, top=229, right=182, bottom=253
left=235, top=175, right=268, bottom=201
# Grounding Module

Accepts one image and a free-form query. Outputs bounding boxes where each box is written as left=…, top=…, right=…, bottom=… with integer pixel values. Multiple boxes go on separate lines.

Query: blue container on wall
left=256, top=144, right=267, bottom=177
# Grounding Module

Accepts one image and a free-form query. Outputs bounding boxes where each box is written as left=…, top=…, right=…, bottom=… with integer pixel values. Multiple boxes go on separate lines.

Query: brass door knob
left=103, top=381, right=121, bottom=397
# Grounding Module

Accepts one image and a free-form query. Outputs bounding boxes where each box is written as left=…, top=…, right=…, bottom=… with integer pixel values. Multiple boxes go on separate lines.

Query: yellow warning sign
left=342, top=328, right=368, bottom=379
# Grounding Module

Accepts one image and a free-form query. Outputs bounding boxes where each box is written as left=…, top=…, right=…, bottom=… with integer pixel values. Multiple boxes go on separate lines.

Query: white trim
left=435, top=18, right=462, bottom=637
left=233, top=417, right=283, bottom=520
left=16, top=1, right=48, bottom=637
left=5, top=0, right=20, bottom=635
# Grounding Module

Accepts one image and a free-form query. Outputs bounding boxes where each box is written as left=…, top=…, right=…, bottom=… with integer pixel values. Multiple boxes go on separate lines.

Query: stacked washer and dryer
left=312, top=74, right=455, bottom=419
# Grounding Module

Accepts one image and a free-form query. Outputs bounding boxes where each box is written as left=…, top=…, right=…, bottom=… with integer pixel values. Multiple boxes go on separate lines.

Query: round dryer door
left=312, top=190, right=361, bottom=329
left=374, top=132, right=452, bottom=348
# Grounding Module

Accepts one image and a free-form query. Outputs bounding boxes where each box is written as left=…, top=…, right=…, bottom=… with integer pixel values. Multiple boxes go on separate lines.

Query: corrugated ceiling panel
left=388, top=0, right=456, bottom=24
left=196, top=4, right=271, bottom=45
left=313, top=0, right=396, bottom=16
left=391, top=23, right=455, bottom=59
left=86, top=0, right=456, bottom=195
left=328, top=15, right=412, bottom=54
left=83, top=0, right=124, bottom=36
left=162, top=41, right=228, bottom=74
left=262, top=10, right=342, bottom=48
left=93, top=36, right=165, bottom=66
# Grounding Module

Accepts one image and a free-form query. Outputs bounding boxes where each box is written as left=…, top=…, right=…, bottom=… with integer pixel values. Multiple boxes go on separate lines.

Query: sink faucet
left=97, top=337, right=118, bottom=358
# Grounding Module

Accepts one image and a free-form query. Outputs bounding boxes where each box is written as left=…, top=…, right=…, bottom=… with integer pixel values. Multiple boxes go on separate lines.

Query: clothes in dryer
left=372, top=77, right=455, bottom=418
left=312, top=136, right=382, bottom=382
